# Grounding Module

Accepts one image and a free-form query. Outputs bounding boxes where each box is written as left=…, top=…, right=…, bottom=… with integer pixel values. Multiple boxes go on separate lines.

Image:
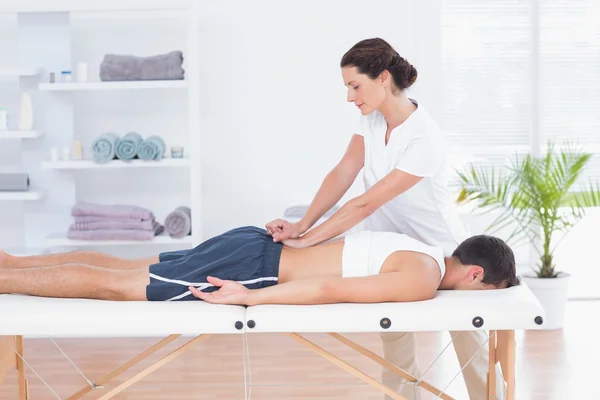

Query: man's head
left=449, top=235, right=519, bottom=290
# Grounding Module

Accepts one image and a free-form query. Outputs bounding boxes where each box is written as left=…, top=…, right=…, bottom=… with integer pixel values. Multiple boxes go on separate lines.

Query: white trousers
left=380, top=330, right=506, bottom=400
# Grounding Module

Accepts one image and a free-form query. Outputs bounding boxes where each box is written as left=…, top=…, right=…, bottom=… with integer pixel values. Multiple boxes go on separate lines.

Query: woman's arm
left=293, top=169, right=423, bottom=248
left=267, top=135, right=365, bottom=241
left=295, top=135, right=366, bottom=233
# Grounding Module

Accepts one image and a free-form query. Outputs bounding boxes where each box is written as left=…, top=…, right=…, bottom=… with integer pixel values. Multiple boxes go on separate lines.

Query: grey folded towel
left=99, top=50, right=185, bottom=81
left=164, top=206, right=191, bottom=238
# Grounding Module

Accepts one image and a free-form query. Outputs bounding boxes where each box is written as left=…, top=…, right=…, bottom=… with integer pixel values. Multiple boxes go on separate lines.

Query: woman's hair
left=340, top=38, right=418, bottom=92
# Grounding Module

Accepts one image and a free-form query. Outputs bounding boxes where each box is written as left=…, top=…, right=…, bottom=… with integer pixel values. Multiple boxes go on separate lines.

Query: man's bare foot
left=0, top=250, right=7, bottom=268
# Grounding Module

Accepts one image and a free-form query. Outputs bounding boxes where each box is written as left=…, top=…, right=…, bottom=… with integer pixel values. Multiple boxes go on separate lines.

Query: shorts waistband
left=263, top=236, right=282, bottom=279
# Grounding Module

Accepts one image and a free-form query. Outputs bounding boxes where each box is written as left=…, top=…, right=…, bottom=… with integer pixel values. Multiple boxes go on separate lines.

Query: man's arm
left=246, top=271, right=437, bottom=306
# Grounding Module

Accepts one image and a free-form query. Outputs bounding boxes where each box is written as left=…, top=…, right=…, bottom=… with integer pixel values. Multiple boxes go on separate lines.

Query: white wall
left=197, top=0, right=441, bottom=238
left=1, top=0, right=443, bottom=253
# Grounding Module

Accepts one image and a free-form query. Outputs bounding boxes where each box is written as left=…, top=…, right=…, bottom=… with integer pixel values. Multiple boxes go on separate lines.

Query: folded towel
left=153, top=220, right=165, bottom=236
left=115, top=132, right=143, bottom=161
left=67, top=229, right=156, bottom=241
left=284, top=204, right=340, bottom=219
left=70, top=219, right=155, bottom=231
left=164, top=206, right=191, bottom=238
left=91, top=132, right=120, bottom=163
left=71, top=202, right=154, bottom=221
left=99, top=50, right=185, bottom=82
left=73, top=215, right=146, bottom=223
left=138, top=136, right=166, bottom=161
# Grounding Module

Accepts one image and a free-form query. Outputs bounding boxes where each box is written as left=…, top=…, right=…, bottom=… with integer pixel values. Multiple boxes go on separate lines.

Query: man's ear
left=469, top=266, right=485, bottom=283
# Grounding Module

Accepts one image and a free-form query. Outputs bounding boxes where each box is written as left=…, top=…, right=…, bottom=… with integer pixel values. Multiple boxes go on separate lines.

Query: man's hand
left=189, top=277, right=250, bottom=305
left=265, top=219, right=304, bottom=242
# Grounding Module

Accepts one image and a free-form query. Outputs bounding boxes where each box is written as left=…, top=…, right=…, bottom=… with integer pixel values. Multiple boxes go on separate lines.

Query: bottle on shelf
left=18, top=92, right=33, bottom=131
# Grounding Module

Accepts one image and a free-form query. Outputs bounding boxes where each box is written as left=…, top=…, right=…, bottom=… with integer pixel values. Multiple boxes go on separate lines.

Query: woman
left=265, top=38, right=505, bottom=400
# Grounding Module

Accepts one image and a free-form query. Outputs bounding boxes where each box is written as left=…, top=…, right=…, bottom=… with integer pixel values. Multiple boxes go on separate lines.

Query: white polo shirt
left=354, top=100, right=468, bottom=256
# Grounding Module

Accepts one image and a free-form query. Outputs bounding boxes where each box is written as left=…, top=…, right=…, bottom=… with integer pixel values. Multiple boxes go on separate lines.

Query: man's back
left=278, top=231, right=445, bottom=285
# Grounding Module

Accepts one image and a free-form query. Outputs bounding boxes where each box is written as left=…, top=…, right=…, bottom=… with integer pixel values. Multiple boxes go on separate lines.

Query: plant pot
left=520, top=272, right=571, bottom=330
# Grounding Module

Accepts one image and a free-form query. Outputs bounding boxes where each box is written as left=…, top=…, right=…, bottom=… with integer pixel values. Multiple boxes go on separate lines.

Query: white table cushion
left=0, top=282, right=545, bottom=336
left=244, top=282, right=546, bottom=333
left=0, top=294, right=247, bottom=336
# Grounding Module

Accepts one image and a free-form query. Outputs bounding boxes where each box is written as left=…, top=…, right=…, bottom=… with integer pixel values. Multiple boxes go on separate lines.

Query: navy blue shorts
left=146, top=226, right=282, bottom=301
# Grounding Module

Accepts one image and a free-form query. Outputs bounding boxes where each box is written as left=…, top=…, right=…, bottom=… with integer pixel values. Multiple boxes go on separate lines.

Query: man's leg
left=451, top=330, right=506, bottom=400
left=0, top=249, right=158, bottom=270
left=380, top=331, right=422, bottom=400
left=0, top=263, right=149, bottom=300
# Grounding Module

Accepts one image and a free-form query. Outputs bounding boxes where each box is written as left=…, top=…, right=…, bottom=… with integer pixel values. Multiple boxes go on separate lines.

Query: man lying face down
left=0, top=226, right=519, bottom=305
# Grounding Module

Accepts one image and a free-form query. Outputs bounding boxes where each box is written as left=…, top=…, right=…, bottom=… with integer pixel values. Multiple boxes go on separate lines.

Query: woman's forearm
left=299, top=197, right=372, bottom=247
left=298, top=167, right=356, bottom=233
left=246, top=278, right=330, bottom=306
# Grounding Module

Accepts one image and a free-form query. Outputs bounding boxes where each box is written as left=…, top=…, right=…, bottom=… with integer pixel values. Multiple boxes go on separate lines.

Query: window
left=441, top=0, right=533, bottom=188
left=441, top=0, right=600, bottom=298
left=540, top=0, right=600, bottom=190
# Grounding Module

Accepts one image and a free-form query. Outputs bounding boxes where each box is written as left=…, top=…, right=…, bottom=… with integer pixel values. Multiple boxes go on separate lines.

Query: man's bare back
left=278, top=239, right=441, bottom=284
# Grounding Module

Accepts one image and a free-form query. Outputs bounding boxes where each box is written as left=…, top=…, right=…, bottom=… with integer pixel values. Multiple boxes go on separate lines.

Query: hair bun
left=391, top=54, right=417, bottom=89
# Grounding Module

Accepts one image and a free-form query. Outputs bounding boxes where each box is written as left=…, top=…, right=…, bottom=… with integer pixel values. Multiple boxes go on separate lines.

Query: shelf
left=3, top=246, right=48, bottom=257
left=0, top=130, right=42, bottom=139
left=0, top=68, right=42, bottom=78
left=0, top=190, right=45, bottom=201
left=41, top=158, right=190, bottom=170
left=39, top=80, right=188, bottom=91
left=45, top=232, right=193, bottom=247
left=0, top=1, right=194, bottom=13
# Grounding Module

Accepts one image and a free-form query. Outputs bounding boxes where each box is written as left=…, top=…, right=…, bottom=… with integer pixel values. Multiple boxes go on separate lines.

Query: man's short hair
left=452, top=235, right=519, bottom=288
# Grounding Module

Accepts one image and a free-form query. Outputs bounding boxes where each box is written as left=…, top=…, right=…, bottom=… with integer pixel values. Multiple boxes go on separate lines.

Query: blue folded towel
left=137, top=135, right=166, bottom=161
left=91, top=132, right=120, bottom=163
left=115, top=131, right=143, bottom=161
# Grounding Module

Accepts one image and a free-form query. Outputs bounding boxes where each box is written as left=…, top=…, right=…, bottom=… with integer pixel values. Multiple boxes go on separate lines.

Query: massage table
left=0, top=282, right=545, bottom=400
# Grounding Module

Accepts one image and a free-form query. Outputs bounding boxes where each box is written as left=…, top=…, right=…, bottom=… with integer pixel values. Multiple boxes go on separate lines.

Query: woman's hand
left=189, top=277, right=250, bottom=305
left=265, top=219, right=303, bottom=242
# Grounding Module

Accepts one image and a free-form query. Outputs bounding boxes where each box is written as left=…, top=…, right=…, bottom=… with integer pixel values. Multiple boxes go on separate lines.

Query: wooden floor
left=1, top=300, right=597, bottom=399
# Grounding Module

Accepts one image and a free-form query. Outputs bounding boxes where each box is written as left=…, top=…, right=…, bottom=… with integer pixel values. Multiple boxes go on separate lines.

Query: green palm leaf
left=456, top=141, right=600, bottom=278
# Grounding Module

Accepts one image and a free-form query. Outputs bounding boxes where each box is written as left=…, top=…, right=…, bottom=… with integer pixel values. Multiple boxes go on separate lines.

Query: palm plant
left=456, top=142, right=600, bottom=278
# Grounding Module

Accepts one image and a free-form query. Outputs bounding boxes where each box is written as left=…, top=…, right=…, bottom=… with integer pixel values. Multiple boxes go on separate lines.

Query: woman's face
left=342, top=66, right=387, bottom=115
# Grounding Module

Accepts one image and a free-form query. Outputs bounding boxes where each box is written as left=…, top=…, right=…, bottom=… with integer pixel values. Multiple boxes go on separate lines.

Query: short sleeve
left=394, top=134, right=447, bottom=177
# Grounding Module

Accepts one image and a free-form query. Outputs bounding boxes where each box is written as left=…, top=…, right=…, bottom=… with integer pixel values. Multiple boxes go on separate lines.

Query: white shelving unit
left=39, top=80, right=188, bottom=91
left=0, top=130, right=42, bottom=139
left=0, top=190, right=45, bottom=201
left=2, top=2, right=202, bottom=253
left=0, top=67, right=42, bottom=77
left=45, top=232, right=193, bottom=247
left=41, top=158, right=190, bottom=170
left=0, top=65, right=44, bottom=211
